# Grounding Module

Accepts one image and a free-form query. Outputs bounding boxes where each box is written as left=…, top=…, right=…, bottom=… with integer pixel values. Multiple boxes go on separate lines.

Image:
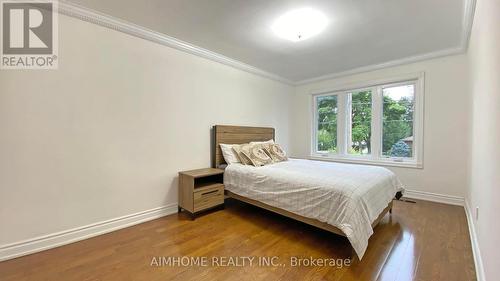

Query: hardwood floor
left=0, top=199, right=476, bottom=281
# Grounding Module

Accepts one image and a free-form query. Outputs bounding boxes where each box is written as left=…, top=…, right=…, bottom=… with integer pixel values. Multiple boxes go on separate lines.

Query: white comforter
left=224, top=158, right=404, bottom=259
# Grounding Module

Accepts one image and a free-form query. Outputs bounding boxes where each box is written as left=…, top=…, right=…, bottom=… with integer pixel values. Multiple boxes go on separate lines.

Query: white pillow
left=219, top=144, right=241, bottom=164
left=249, top=139, right=275, bottom=145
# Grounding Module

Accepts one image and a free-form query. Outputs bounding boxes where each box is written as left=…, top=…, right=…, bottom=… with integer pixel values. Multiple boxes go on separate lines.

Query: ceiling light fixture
left=272, top=8, right=328, bottom=42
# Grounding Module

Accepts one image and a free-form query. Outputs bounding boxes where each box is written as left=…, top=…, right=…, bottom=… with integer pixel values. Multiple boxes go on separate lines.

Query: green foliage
left=318, top=129, right=337, bottom=152
left=317, top=95, right=337, bottom=151
left=316, top=92, right=414, bottom=157
left=350, top=91, right=372, bottom=154
left=382, top=96, right=414, bottom=156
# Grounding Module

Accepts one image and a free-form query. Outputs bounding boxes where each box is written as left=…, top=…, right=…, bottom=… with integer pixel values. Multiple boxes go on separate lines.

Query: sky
left=383, top=84, right=414, bottom=101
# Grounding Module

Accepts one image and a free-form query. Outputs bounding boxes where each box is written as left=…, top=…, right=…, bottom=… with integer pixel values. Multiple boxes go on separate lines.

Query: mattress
left=223, top=158, right=404, bottom=259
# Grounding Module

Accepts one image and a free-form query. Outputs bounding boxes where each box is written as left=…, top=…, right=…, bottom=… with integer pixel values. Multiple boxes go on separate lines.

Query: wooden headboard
left=212, top=125, right=275, bottom=168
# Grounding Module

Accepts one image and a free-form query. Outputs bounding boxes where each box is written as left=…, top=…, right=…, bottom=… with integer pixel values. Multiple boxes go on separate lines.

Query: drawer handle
left=201, top=190, right=219, bottom=196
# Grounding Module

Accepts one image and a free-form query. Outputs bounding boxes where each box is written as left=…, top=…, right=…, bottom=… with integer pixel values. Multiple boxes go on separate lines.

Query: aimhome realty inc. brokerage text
left=150, top=256, right=352, bottom=268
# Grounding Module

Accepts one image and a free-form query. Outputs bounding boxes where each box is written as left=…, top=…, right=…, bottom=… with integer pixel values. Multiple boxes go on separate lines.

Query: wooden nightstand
left=178, top=168, right=225, bottom=219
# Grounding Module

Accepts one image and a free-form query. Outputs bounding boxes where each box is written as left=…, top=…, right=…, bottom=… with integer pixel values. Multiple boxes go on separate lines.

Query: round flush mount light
left=272, top=8, right=328, bottom=42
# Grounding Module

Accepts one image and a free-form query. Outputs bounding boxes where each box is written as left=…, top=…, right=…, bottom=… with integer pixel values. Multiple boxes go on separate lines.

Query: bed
left=212, top=125, right=404, bottom=259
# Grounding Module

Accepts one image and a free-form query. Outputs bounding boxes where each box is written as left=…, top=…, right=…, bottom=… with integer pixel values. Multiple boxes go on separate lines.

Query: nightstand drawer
left=193, top=184, right=224, bottom=212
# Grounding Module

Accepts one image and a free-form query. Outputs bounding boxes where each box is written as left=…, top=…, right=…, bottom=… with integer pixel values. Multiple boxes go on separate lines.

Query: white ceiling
left=68, top=0, right=468, bottom=82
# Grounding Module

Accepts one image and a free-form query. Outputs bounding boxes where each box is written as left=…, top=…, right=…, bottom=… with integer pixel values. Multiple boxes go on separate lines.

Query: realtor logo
left=1, top=0, right=58, bottom=69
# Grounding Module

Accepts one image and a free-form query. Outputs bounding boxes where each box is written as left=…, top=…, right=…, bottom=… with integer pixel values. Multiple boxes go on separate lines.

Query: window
left=316, top=95, right=338, bottom=153
left=312, top=74, right=423, bottom=168
left=382, top=84, right=415, bottom=158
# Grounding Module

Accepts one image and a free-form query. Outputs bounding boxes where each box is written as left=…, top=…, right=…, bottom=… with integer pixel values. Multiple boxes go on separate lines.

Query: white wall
left=466, top=0, right=500, bottom=279
left=0, top=15, right=293, bottom=246
left=1, top=6, right=496, bottom=277
left=291, top=55, right=470, bottom=197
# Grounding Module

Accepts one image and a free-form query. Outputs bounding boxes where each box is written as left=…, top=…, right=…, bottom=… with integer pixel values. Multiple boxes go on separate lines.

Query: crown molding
left=58, top=0, right=475, bottom=86
left=295, top=47, right=463, bottom=85
left=295, top=0, right=476, bottom=85
left=460, top=0, right=477, bottom=51
left=57, top=1, right=294, bottom=85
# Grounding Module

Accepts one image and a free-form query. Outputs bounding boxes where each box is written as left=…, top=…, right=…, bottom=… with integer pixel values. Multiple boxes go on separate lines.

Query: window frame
left=311, top=73, right=424, bottom=169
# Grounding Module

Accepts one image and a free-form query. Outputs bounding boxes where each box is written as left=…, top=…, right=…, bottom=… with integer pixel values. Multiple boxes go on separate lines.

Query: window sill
left=309, top=155, right=423, bottom=169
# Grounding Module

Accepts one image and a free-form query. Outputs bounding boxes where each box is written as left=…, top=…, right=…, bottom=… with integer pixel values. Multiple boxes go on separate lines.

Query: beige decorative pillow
left=249, top=140, right=274, bottom=155
left=249, top=139, right=275, bottom=145
left=240, top=143, right=273, bottom=167
left=232, top=144, right=252, bottom=165
left=264, top=143, right=288, bottom=162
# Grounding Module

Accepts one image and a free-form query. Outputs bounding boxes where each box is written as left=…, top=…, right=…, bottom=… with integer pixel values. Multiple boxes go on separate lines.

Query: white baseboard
left=0, top=203, right=178, bottom=262
left=464, top=200, right=486, bottom=281
left=403, top=189, right=465, bottom=206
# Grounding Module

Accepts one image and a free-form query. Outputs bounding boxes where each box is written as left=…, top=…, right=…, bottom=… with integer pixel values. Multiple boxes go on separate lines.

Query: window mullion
left=346, top=93, right=352, bottom=154
left=414, top=80, right=424, bottom=165
left=337, top=93, right=348, bottom=156
left=312, top=95, right=319, bottom=154
left=371, top=86, right=382, bottom=160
